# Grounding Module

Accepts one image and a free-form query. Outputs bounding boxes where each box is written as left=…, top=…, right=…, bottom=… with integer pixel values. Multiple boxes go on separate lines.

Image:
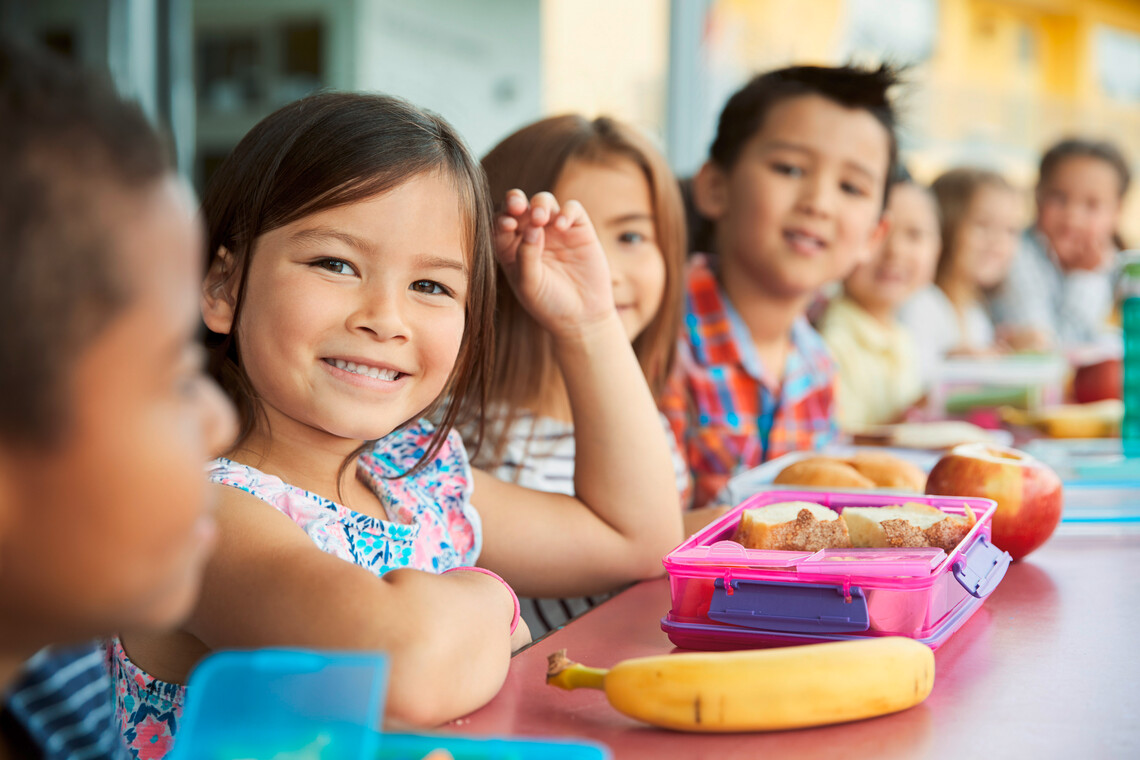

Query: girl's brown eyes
left=311, top=258, right=358, bottom=276
left=411, top=280, right=452, bottom=297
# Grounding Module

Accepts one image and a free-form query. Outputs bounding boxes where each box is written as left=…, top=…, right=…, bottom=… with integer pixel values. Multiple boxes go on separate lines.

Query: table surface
left=447, top=530, right=1140, bottom=759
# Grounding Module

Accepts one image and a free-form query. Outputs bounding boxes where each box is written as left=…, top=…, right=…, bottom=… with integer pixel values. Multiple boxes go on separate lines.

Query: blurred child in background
left=901, top=168, right=1023, bottom=380
left=112, top=92, right=682, bottom=757
left=0, top=40, right=235, bottom=758
left=989, top=138, right=1130, bottom=348
left=663, top=64, right=896, bottom=510
left=476, top=114, right=688, bottom=634
left=819, top=176, right=940, bottom=430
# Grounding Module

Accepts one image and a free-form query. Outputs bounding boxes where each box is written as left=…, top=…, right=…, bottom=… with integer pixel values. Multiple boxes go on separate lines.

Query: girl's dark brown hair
left=202, top=91, right=495, bottom=476
left=930, top=167, right=1014, bottom=285
left=1038, top=138, right=1131, bottom=198
left=479, top=114, right=686, bottom=458
left=1037, top=137, right=1131, bottom=250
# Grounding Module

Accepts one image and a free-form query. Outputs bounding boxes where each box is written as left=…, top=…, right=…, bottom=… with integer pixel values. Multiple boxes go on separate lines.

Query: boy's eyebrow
left=761, top=140, right=882, bottom=183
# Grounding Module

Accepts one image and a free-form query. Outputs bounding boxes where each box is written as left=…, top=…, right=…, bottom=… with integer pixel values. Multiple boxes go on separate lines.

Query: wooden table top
left=446, top=530, right=1140, bottom=759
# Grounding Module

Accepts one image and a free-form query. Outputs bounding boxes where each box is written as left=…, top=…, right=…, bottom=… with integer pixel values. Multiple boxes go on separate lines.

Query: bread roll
left=772, top=458, right=876, bottom=489
left=841, top=503, right=976, bottom=553
left=846, top=452, right=927, bottom=492
left=773, top=452, right=926, bottom=491
left=732, top=501, right=852, bottom=552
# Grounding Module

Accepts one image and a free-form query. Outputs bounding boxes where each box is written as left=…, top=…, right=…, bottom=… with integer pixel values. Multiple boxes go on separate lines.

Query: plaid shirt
left=661, top=254, right=838, bottom=509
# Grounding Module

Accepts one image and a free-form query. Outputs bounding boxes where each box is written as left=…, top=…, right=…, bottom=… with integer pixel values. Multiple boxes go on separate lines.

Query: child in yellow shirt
left=819, top=177, right=941, bottom=430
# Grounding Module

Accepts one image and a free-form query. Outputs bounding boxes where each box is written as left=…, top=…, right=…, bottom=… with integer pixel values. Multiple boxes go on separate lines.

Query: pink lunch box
left=661, top=489, right=1011, bottom=650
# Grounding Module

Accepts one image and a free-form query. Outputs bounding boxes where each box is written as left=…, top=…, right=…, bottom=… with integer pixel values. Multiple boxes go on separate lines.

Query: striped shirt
left=661, top=254, right=838, bottom=509
left=472, top=411, right=690, bottom=636
left=2, top=644, right=126, bottom=760
left=988, top=229, right=1116, bottom=347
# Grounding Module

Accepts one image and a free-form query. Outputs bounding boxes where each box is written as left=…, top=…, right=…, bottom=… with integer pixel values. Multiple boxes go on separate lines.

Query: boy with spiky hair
left=664, top=64, right=899, bottom=514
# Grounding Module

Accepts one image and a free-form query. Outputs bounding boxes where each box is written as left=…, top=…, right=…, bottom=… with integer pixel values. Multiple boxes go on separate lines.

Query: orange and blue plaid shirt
left=662, top=254, right=838, bottom=509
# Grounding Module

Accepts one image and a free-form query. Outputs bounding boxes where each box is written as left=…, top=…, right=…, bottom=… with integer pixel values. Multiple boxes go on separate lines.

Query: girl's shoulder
left=899, top=285, right=953, bottom=321
left=364, top=419, right=471, bottom=482
left=208, top=456, right=294, bottom=500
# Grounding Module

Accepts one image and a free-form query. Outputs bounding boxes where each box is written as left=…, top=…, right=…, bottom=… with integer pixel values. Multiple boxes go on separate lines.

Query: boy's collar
left=685, top=255, right=831, bottom=396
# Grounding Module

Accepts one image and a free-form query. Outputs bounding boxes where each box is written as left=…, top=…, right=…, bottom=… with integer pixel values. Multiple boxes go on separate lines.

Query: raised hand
left=494, top=189, right=617, bottom=339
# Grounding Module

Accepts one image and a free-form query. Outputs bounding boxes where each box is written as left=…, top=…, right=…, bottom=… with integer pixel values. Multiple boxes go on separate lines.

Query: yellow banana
left=546, top=637, right=934, bottom=732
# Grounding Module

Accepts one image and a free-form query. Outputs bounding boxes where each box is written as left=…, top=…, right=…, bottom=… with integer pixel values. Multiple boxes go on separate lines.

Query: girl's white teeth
left=330, top=359, right=398, bottom=381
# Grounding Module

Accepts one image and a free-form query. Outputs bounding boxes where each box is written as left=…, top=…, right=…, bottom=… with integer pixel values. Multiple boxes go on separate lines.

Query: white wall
left=541, top=0, right=668, bottom=138
left=353, top=0, right=542, bottom=158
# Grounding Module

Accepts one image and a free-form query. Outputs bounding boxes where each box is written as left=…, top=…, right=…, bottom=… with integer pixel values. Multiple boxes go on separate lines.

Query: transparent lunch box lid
left=665, top=489, right=1001, bottom=591
left=170, top=648, right=610, bottom=760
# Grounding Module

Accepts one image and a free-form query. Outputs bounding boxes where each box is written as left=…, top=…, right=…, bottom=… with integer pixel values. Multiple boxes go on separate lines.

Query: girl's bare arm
left=475, top=191, right=683, bottom=597
left=184, top=486, right=520, bottom=727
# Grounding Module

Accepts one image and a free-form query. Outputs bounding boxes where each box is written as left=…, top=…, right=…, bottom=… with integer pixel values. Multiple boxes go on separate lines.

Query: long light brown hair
left=479, top=115, right=685, bottom=459
left=931, top=167, right=1014, bottom=286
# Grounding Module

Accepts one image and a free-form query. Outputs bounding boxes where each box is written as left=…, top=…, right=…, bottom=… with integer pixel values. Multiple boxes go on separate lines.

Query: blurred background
left=2, top=0, right=1137, bottom=242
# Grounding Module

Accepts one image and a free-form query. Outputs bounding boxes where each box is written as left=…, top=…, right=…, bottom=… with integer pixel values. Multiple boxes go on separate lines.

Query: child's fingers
left=515, top=224, right=545, bottom=293
left=494, top=216, right=522, bottom=267
left=552, top=199, right=587, bottom=231
left=503, top=188, right=529, bottom=218
left=496, top=214, right=519, bottom=234
left=528, top=191, right=560, bottom=227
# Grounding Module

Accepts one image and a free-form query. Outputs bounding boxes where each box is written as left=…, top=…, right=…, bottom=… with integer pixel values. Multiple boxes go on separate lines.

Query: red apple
left=1071, top=358, right=1122, bottom=403
left=925, top=443, right=1063, bottom=561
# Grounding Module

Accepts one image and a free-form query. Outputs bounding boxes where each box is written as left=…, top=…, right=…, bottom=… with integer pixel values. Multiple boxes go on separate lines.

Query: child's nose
left=797, top=174, right=836, bottom=217
left=348, top=291, right=410, bottom=341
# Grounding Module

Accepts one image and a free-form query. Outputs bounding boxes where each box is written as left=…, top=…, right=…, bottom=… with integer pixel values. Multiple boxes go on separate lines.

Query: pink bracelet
left=442, top=566, right=521, bottom=634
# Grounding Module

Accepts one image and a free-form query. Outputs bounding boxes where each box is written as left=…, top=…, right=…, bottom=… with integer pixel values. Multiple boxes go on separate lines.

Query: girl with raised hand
left=474, top=115, right=689, bottom=635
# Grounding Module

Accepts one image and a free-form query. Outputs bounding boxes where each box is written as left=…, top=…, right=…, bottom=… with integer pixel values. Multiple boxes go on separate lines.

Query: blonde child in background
left=474, top=114, right=687, bottom=635
left=663, top=64, right=897, bottom=510
left=900, top=168, right=1023, bottom=382
left=0, top=41, right=235, bottom=758
left=819, top=176, right=941, bottom=430
left=989, top=138, right=1131, bottom=348
left=111, top=92, right=682, bottom=757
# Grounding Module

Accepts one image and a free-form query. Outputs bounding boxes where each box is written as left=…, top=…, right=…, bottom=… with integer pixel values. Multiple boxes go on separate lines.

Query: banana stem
left=546, top=649, right=608, bottom=691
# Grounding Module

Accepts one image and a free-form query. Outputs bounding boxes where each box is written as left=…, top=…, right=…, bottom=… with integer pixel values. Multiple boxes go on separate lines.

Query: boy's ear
left=201, top=247, right=238, bottom=335
left=692, top=161, right=730, bottom=221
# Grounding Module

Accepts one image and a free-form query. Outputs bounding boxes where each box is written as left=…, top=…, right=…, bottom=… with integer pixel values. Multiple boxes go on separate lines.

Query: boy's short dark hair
left=1038, top=137, right=1131, bottom=198
left=708, top=64, right=901, bottom=207
left=0, top=39, right=169, bottom=446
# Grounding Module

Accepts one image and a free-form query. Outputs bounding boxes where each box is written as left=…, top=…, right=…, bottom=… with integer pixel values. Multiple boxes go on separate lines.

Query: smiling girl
left=109, top=93, right=682, bottom=758
left=473, top=115, right=688, bottom=634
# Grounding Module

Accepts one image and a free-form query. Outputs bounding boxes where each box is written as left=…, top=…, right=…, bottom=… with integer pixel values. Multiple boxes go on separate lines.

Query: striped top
left=471, top=411, right=690, bottom=636
left=661, top=254, right=838, bottom=509
left=2, top=643, right=126, bottom=760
